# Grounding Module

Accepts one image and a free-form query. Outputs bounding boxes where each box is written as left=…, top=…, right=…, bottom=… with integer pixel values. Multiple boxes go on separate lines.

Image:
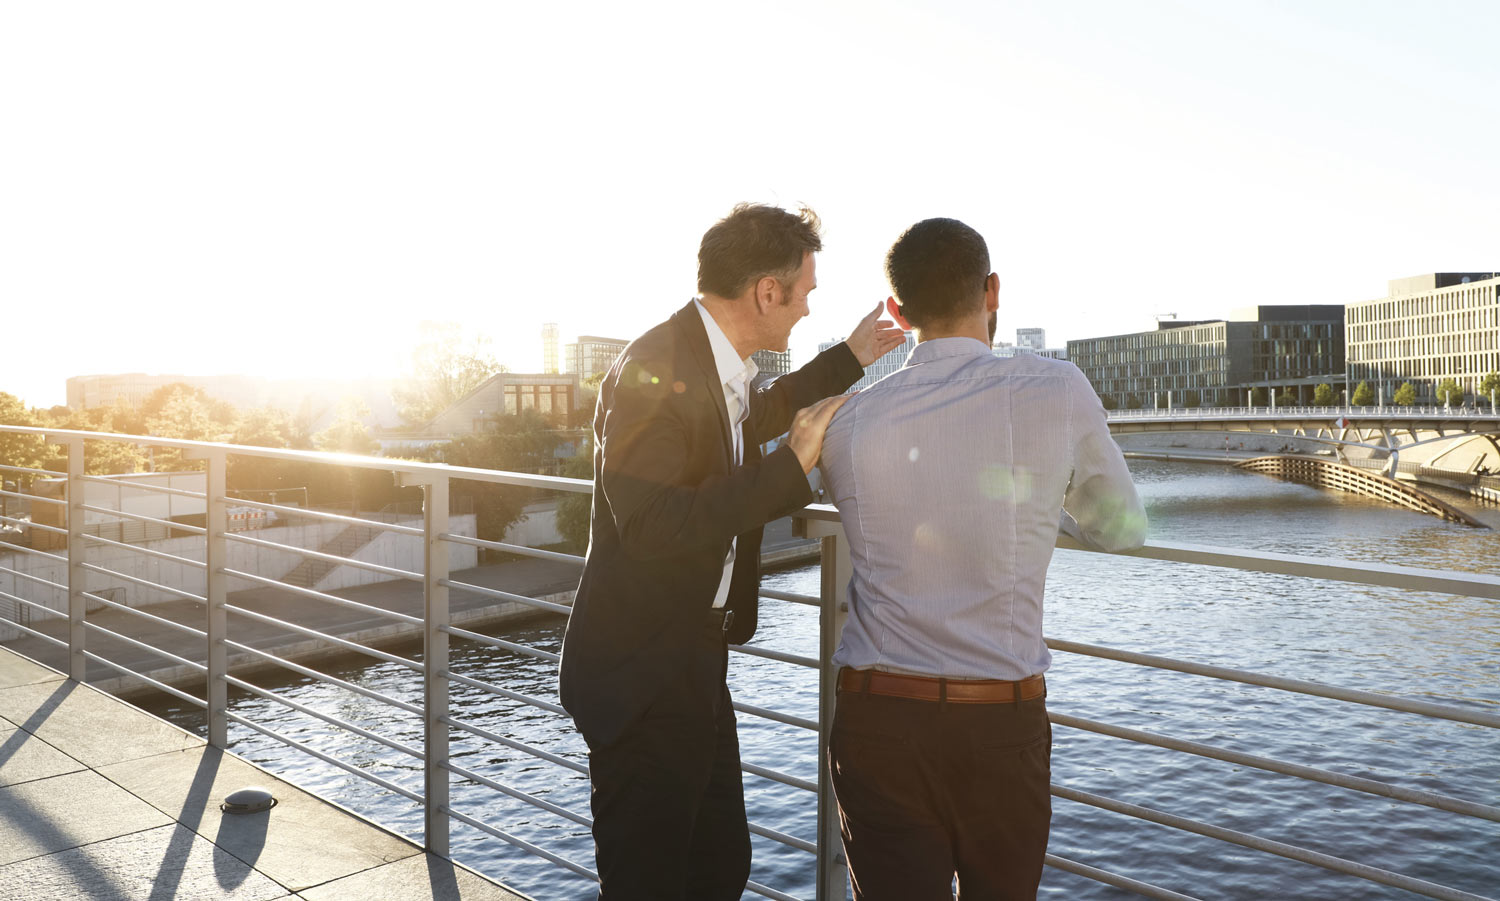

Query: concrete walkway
left=0, top=647, right=530, bottom=900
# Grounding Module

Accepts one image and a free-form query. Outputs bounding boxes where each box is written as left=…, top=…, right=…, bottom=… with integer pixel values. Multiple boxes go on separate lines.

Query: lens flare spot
left=908, top=446, right=920, bottom=463
left=979, top=464, right=1013, bottom=500
left=651, top=376, right=660, bottom=384
left=913, top=522, right=941, bottom=549
left=673, top=381, right=687, bottom=394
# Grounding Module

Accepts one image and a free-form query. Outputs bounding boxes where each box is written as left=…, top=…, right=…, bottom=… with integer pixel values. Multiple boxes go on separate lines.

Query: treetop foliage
left=392, top=321, right=505, bottom=427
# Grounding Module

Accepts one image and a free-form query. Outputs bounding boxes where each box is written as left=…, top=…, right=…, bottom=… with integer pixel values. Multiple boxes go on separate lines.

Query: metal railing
left=0, top=424, right=1496, bottom=900
left=1107, top=404, right=1500, bottom=420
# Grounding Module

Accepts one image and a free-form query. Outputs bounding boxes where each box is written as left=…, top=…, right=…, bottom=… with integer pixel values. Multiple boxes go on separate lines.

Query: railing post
left=804, top=516, right=852, bottom=901
left=61, top=437, right=86, bottom=681
left=402, top=472, right=451, bottom=857
left=203, top=450, right=229, bottom=747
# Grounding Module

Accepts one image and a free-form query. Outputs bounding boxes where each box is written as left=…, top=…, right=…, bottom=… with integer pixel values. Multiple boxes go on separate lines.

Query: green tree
left=1480, top=371, right=1500, bottom=407
left=1248, top=387, right=1267, bottom=407
left=1181, top=390, right=1201, bottom=408
left=1311, top=384, right=1336, bottom=407
left=1351, top=381, right=1374, bottom=406
left=392, top=322, right=504, bottom=427
left=314, top=400, right=380, bottom=456
left=0, top=393, right=50, bottom=490
left=554, top=437, right=594, bottom=553
left=1393, top=381, right=1417, bottom=406
left=1125, top=394, right=1142, bottom=410
left=1098, top=393, right=1118, bottom=411
left=1435, top=379, right=1464, bottom=407
left=417, top=409, right=563, bottom=555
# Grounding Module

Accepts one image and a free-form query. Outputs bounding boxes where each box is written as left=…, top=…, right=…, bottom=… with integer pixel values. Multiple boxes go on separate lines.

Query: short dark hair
left=885, top=218, right=991, bottom=328
left=697, top=203, right=823, bottom=299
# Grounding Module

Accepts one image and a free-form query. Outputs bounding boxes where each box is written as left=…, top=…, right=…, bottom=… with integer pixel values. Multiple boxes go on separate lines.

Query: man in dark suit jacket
left=559, top=203, right=902, bottom=900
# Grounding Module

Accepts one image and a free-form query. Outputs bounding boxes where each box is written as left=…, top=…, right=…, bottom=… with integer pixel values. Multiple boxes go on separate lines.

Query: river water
left=143, top=461, right=1500, bottom=900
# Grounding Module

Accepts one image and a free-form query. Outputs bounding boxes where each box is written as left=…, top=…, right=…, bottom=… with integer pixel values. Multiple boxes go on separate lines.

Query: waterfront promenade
left=0, top=645, right=529, bottom=900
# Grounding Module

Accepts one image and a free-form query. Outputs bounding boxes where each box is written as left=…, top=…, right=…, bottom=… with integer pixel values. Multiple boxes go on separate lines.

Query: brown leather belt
left=838, top=667, right=1046, bottom=703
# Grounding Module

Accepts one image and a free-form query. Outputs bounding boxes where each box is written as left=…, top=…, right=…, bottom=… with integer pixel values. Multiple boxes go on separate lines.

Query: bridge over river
left=1106, top=405, right=1500, bottom=521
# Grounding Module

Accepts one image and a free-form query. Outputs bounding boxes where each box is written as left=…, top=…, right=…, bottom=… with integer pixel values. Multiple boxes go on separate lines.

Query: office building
left=542, top=323, right=561, bottom=375
left=1068, top=305, right=1344, bottom=407
left=1345, top=273, right=1500, bottom=404
left=423, top=372, right=581, bottom=436
left=750, top=349, right=792, bottom=388
left=565, top=336, right=629, bottom=382
left=1016, top=328, right=1047, bottom=351
left=820, top=332, right=917, bottom=392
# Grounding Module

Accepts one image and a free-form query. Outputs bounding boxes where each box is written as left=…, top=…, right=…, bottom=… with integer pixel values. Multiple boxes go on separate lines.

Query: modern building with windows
left=423, top=372, right=581, bottom=437
left=819, top=332, right=917, bottom=392
left=541, top=323, right=561, bottom=375
left=1345, top=273, right=1500, bottom=404
left=564, top=336, right=629, bottom=382
left=750, top=349, right=792, bottom=388
left=1068, top=305, right=1345, bottom=408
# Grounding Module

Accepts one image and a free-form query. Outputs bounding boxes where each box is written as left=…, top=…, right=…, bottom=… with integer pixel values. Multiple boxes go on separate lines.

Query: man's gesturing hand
left=787, top=394, right=852, bottom=474
left=844, top=302, right=906, bottom=367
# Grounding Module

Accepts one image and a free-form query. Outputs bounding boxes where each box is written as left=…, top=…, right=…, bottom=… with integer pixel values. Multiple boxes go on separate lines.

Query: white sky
left=4, top=0, right=1498, bottom=409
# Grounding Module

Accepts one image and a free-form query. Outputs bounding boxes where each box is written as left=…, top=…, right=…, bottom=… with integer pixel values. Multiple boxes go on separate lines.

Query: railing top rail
left=0, top=424, right=591, bottom=493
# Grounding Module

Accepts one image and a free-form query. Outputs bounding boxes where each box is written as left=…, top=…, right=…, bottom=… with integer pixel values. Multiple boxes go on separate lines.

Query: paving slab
left=0, top=647, right=64, bottom=690
left=299, top=852, right=532, bottom=901
left=0, top=768, right=172, bottom=865
left=0, top=822, right=288, bottom=901
left=0, top=678, right=201, bottom=768
left=0, top=724, right=86, bottom=787
left=100, top=745, right=421, bottom=892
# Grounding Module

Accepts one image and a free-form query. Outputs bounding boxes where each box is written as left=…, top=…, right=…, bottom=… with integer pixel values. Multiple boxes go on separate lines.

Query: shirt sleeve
left=1062, top=367, right=1148, bottom=552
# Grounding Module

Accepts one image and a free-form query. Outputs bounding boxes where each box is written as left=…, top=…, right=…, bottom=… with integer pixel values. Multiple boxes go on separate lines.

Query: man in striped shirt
left=818, top=218, right=1147, bottom=900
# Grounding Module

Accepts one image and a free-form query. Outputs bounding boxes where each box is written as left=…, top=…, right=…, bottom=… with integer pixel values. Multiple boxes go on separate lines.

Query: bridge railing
left=1108, top=404, right=1500, bottom=419
left=0, top=424, right=1496, bottom=901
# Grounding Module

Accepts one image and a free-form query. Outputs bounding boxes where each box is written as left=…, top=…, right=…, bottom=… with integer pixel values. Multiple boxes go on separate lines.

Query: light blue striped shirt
left=819, top=337, right=1147, bottom=680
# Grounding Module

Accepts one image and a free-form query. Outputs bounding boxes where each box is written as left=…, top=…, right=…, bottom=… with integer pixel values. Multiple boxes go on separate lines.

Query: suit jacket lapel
left=674, top=302, right=735, bottom=469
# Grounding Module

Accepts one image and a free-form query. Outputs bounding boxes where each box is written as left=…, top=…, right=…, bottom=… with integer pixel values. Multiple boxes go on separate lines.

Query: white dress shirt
left=693, top=299, right=759, bottom=608
left=819, top=338, right=1147, bottom=679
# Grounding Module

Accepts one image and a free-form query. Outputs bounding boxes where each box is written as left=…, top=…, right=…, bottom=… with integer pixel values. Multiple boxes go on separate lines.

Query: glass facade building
left=1346, top=273, right=1500, bottom=404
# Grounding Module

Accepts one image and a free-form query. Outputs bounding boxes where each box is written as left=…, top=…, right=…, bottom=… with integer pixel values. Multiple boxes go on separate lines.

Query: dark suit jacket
left=559, top=301, right=863, bottom=748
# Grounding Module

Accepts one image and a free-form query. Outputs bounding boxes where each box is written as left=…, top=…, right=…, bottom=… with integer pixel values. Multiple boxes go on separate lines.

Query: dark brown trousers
left=828, top=688, right=1052, bottom=900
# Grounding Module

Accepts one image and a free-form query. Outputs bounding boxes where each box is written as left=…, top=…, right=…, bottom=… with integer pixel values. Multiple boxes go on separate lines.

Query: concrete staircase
left=282, top=523, right=383, bottom=589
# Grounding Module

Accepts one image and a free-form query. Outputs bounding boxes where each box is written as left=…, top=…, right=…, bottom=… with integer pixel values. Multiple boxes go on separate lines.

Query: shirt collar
left=693, top=298, right=758, bottom=387
left=904, top=336, right=994, bottom=366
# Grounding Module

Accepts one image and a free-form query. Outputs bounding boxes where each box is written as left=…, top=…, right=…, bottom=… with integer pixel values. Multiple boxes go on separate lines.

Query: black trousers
left=586, top=629, right=750, bottom=900
left=828, top=688, right=1052, bottom=901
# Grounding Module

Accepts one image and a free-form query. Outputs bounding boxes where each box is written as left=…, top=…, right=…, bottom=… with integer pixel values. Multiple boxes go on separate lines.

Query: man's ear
left=754, top=276, right=780, bottom=314
left=984, top=272, right=1000, bottom=312
left=885, top=295, right=913, bottom=330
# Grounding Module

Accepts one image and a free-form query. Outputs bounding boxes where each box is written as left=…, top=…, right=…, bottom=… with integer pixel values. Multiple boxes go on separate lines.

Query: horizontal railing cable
left=1044, top=853, right=1204, bottom=901
left=440, top=668, right=567, bottom=716
left=220, top=567, right=423, bottom=626
left=1048, top=637, right=1500, bottom=729
left=82, top=618, right=207, bottom=673
left=444, top=805, right=599, bottom=883
left=78, top=561, right=207, bottom=604
left=221, top=603, right=426, bottom=673
left=748, top=821, right=816, bottom=855
left=0, top=512, right=66, bottom=535
left=438, top=532, right=585, bottom=565
left=443, top=758, right=592, bottom=827
left=79, top=532, right=207, bottom=568
left=758, top=588, right=820, bottom=607
left=0, top=543, right=67, bottom=564
left=0, top=487, right=65, bottom=507
left=78, top=474, right=206, bottom=500
left=79, top=590, right=207, bottom=640
left=221, top=638, right=423, bottom=715
left=1053, top=785, right=1495, bottom=901
left=439, top=578, right=572, bottom=616
left=0, top=463, right=64, bottom=478
left=440, top=621, right=561, bottom=662
left=441, top=713, right=589, bottom=776
left=1050, top=711, right=1500, bottom=823
left=80, top=649, right=206, bottom=708
left=731, top=643, right=818, bottom=669
left=0, top=564, right=68, bottom=594
left=0, top=610, right=68, bottom=649
left=221, top=496, right=424, bottom=534
left=78, top=502, right=206, bottom=535
left=222, top=674, right=423, bottom=760
left=0, top=587, right=64, bottom=621
left=225, top=712, right=423, bottom=804
left=732, top=699, right=817, bottom=731
left=741, top=760, right=817, bottom=793
left=745, top=879, right=805, bottom=901
left=224, top=531, right=423, bottom=582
